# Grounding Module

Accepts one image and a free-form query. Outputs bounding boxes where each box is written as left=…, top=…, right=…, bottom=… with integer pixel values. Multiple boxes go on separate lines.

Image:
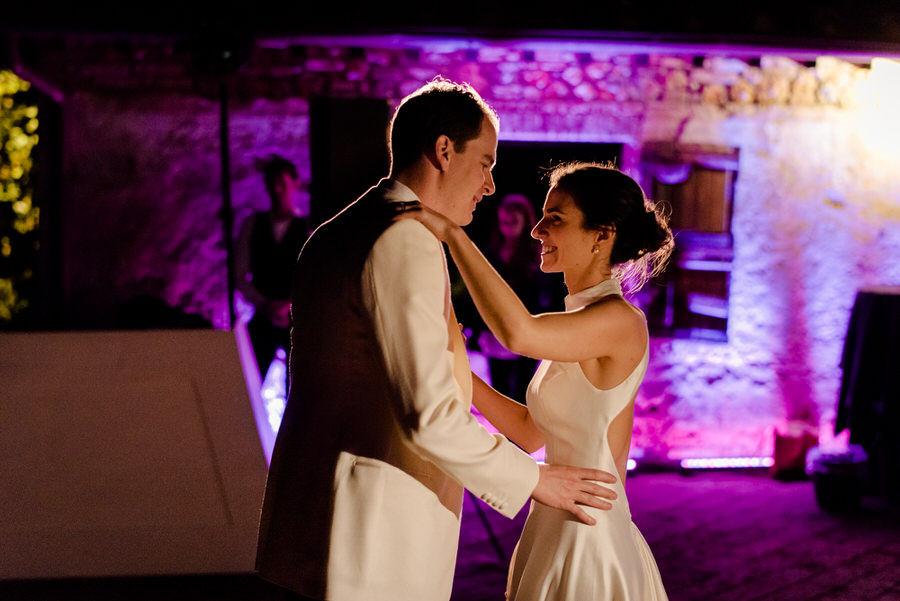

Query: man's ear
left=433, top=134, right=453, bottom=172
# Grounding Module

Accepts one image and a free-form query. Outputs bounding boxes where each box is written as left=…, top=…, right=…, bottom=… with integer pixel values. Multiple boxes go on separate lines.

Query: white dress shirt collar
left=379, top=178, right=420, bottom=203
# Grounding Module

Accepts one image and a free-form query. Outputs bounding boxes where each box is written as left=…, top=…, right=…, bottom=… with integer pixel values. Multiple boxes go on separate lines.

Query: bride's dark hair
left=547, top=161, right=674, bottom=292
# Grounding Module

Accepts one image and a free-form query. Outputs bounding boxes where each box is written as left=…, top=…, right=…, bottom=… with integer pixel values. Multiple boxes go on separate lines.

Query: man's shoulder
left=376, top=218, right=438, bottom=250
left=368, top=220, right=444, bottom=283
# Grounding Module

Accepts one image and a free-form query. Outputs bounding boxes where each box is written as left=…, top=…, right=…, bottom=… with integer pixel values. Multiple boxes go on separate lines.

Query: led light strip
left=680, top=457, right=774, bottom=469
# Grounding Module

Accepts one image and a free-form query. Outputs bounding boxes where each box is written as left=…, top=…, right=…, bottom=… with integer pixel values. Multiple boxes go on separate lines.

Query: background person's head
left=489, top=193, right=541, bottom=273
left=496, top=193, right=536, bottom=243
left=262, top=155, right=306, bottom=217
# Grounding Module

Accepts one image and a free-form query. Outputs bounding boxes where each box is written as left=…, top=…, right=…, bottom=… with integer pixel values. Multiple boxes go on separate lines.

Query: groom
left=255, top=77, right=617, bottom=601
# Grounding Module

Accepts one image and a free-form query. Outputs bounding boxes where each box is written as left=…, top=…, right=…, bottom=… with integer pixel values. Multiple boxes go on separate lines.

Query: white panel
left=0, top=330, right=269, bottom=579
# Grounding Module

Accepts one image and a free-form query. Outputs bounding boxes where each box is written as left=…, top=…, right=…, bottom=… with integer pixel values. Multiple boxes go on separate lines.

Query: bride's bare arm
left=436, top=214, right=640, bottom=363
left=472, top=373, right=544, bottom=453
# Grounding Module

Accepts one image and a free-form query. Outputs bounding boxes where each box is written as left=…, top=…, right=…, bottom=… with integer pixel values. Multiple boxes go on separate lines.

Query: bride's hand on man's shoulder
left=392, top=201, right=453, bottom=241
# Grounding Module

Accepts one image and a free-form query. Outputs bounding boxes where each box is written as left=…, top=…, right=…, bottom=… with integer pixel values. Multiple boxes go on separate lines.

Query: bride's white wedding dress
left=506, top=279, right=668, bottom=601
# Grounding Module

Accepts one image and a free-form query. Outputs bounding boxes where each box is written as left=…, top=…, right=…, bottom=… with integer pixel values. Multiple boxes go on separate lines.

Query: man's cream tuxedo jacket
left=255, top=180, right=539, bottom=601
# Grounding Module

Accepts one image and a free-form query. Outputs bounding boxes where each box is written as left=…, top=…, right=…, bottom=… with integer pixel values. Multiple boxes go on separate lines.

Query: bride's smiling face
left=531, top=188, right=600, bottom=274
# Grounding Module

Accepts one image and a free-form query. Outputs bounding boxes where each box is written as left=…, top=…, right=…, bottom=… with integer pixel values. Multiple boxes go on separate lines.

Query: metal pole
left=220, top=80, right=236, bottom=329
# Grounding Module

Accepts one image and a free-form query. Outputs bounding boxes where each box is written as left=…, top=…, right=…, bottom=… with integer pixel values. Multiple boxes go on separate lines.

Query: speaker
left=309, top=96, right=392, bottom=228
left=0, top=330, right=268, bottom=580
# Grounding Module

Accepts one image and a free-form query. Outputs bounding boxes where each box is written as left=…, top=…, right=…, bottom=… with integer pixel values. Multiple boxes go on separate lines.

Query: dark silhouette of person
left=475, top=193, right=549, bottom=401
left=234, top=155, right=311, bottom=384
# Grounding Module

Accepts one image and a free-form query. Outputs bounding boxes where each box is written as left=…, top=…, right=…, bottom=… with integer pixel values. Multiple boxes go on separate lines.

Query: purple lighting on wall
left=44, top=27, right=896, bottom=465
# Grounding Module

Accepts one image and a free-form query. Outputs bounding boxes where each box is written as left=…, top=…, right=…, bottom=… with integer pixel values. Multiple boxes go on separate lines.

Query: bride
left=400, top=161, right=673, bottom=600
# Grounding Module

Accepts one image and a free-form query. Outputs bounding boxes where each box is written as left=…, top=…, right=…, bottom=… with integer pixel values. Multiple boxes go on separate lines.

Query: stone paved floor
left=452, top=469, right=900, bottom=601
left=2, top=470, right=898, bottom=600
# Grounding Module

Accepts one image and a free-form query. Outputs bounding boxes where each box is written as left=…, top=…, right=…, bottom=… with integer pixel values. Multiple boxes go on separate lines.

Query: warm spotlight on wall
left=869, top=57, right=900, bottom=107
left=852, top=57, right=900, bottom=162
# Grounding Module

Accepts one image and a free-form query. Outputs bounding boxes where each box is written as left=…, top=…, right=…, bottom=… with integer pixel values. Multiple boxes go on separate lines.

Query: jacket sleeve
left=364, top=219, right=539, bottom=518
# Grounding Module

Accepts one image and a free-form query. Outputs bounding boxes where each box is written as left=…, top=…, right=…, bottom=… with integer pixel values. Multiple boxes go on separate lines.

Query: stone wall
left=18, top=36, right=900, bottom=461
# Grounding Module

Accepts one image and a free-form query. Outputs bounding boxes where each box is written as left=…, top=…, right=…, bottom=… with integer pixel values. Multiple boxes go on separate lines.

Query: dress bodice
left=526, top=279, right=649, bottom=476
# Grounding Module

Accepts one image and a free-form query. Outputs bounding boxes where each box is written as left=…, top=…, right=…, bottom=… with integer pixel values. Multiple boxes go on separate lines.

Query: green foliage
left=0, top=70, right=39, bottom=324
